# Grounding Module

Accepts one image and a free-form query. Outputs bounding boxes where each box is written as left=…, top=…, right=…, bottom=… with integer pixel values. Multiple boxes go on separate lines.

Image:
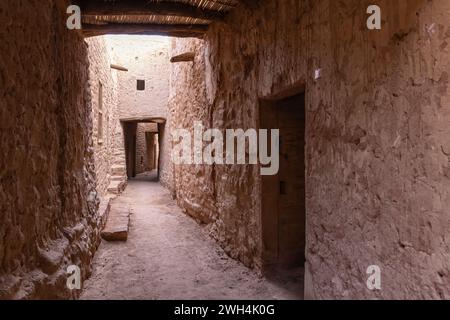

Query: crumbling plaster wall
left=86, top=37, right=120, bottom=196
left=0, top=0, right=100, bottom=299
left=169, top=0, right=450, bottom=299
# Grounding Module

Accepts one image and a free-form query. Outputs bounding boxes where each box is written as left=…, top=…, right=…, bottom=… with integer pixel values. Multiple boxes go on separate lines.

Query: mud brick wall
left=169, top=0, right=450, bottom=299
left=0, top=0, right=101, bottom=299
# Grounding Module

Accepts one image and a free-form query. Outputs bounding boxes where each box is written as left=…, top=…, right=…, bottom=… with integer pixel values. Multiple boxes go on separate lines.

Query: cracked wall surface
left=169, top=0, right=450, bottom=299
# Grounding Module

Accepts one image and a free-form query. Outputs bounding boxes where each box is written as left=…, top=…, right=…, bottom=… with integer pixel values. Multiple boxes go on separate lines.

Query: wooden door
left=261, top=93, right=306, bottom=267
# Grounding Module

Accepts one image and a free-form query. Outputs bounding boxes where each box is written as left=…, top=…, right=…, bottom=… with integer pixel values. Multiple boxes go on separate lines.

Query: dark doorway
left=123, top=122, right=137, bottom=178
left=123, top=120, right=160, bottom=180
left=260, top=92, right=306, bottom=290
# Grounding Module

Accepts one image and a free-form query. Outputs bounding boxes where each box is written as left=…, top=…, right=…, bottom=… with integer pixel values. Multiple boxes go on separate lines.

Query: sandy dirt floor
left=81, top=171, right=303, bottom=300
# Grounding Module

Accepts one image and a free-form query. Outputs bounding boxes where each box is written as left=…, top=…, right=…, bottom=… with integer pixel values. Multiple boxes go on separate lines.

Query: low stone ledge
left=101, top=205, right=131, bottom=242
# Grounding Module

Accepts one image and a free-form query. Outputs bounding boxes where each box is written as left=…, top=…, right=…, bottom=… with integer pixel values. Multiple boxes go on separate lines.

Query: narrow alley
left=1, top=0, right=449, bottom=302
left=81, top=171, right=303, bottom=300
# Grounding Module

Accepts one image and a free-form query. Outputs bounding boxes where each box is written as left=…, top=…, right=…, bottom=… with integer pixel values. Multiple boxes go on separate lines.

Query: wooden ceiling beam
left=74, top=0, right=225, bottom=21
left=82, top=23, right=208, bottom=38
left=110, top=64, right=128, bottom=71
left=170, top=52, right=195, bottom=63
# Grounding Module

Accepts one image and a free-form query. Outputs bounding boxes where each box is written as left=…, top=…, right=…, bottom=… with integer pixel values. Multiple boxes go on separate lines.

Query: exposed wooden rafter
left=170, top=52, right=195, bottom=63
left=110, top=64, right=128, bottom=71
left=82, top=23, right=208, bottom=38
left=74, top=0, right=225, bottom=21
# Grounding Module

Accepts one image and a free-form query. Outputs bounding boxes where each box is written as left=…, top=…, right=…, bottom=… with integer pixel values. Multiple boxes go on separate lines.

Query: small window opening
left=137, top=79, right=145, bottom=91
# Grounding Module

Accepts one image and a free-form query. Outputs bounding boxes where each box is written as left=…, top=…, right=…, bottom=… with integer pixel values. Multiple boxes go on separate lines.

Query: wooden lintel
left=170, top=52, right=195, bottom=63
left=82, top=23, right=208, bottom=39
left=75, top=0, right=225, bottom=21
left=110, top=64, right=128, bottom=72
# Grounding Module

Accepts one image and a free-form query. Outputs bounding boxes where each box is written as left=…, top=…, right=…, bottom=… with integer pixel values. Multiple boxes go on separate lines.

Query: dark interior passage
left=123, top=121, right=161, bottom=180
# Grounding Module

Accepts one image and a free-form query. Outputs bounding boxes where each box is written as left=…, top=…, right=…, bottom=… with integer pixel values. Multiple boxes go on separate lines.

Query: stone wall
left=86, top=37, right=120, bottom=196
left=169, top=0, right=450, bottom=299
left=0, top=0, right=100, bottom=299
left=146, top=132, right=159, bottom=171
left=158, top=121, right=173, bottom=189
left=168, top=39, right=217, bottom=221
left=135, top=123, right=158, bottom=174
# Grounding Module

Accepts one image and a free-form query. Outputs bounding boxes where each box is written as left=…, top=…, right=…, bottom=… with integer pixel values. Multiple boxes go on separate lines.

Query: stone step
left=113, top=158, right=126, bottom=164
left=111, top=175, right=125, bottom=181
left=113, top=163, right=126, bottom=168
left=111, top=165, right=126, bottom=176
left=107, top=180, right=126, bottom=194
left=101, top=205, right=131, bottom=241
